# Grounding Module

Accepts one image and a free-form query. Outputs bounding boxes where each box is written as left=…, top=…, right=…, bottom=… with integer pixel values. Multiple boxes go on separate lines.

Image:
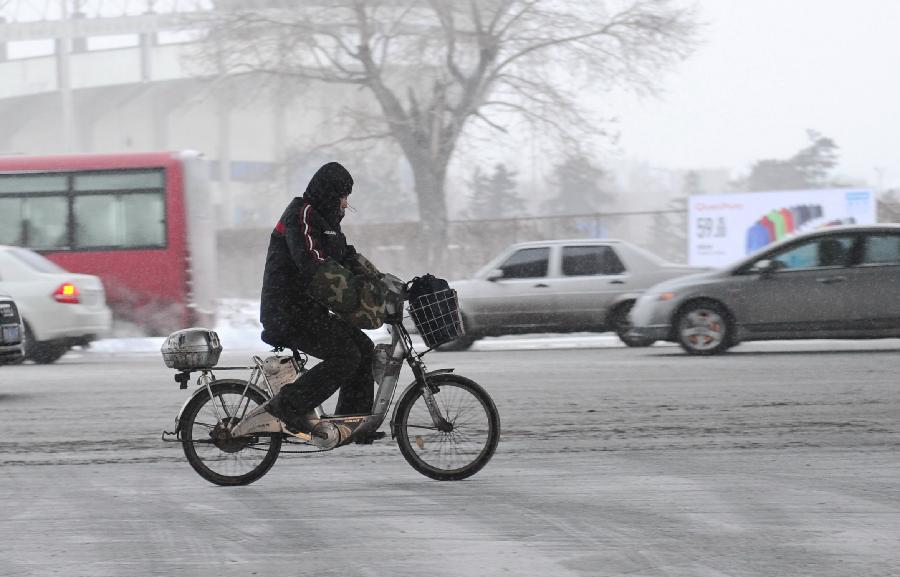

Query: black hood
left=303, top=162, right=353, bottom=226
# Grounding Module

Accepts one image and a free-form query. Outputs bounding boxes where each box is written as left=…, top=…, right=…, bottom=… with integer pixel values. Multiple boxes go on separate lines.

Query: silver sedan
left=445, top=238, right=706, bottom=350
left=630, top=224, right=900, bottom=354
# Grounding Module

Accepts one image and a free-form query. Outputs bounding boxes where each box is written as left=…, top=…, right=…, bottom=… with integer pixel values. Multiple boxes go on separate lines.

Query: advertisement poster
left=688, top=189, right=876, bottom=268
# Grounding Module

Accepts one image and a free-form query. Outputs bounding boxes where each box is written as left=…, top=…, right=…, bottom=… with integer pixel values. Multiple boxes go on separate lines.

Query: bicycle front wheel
left=181, top=380, right=282, bottom=486
left=394, top=374, right=500, bottom=481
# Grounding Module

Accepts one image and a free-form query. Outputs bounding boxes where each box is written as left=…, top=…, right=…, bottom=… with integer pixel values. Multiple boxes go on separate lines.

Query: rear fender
left=390, top=368, right=455, bottom=438
left=174, top=378, right=268, bottom=435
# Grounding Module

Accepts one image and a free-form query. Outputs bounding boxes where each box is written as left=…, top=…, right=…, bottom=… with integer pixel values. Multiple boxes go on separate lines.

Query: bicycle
left=161, top=274, right=500, bottom=486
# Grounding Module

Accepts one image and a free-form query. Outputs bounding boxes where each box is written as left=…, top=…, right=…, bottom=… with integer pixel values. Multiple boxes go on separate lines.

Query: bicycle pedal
left=285, top=429, right=314, bottom=442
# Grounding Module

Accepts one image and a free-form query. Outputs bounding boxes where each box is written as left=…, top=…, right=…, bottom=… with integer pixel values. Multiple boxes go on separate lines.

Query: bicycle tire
left=394, top=373, right=500, bottom=481
left=181, top=380, right=282, bottom=486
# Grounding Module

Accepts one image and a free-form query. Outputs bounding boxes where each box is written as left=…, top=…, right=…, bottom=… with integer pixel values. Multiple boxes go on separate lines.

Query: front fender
left=604, top=294, right=643, bottom=325
left=389, top=368, right=455, bottom=438
left=174, top=378, right=268, bottom=435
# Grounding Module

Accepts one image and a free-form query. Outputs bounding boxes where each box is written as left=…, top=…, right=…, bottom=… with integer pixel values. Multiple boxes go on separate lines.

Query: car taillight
left=53, top=282, right=80, bottom=304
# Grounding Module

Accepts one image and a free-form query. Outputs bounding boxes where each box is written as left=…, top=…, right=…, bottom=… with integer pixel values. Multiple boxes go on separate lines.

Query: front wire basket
left=407, top=288, right=465, bottom=349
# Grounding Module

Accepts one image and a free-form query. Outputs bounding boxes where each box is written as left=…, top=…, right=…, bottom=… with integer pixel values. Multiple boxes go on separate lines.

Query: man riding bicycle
left=259, top=162, right=387, bottom=442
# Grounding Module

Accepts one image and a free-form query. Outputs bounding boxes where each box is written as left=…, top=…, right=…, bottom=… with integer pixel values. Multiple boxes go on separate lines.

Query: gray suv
left=630, top=224, right=900, bottom=355
left=444, top=239, right=707, bottom=350
left=0, top=293, right=25, bottom=365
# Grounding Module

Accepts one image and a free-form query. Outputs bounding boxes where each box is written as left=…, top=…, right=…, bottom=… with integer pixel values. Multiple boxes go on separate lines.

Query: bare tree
left=189, top=0, right=697, bottom=263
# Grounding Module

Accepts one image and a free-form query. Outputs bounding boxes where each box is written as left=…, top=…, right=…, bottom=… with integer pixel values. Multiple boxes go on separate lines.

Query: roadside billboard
left=688, top=188, right=876, bottom=267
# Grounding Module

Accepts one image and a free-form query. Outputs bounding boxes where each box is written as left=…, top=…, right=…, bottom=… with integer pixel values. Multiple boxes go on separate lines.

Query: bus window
left=122, top=193, right=165, bottom=246
left=74, top=195, right=117, bottom=248
left=74, top=192, right=165, bottom=249
left=72, top=169, right=167, bottom=249
left=73, top=170, right=164, bottom=191
left=0, top=174, right=67, bottom=193
left=0, top=198, right=23, bottom=245
left=0, top=175, right=69, bottom=247
left=24, top=196, right=69, bottom=249
left=0, top=197, right=71, bottom=248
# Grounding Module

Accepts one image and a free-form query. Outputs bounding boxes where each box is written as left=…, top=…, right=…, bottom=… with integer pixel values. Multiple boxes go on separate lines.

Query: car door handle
left=534, top=283, right=549, bottom=288
left=609, top=279, right=625, bottom=284
left=817, top=276, right=847, bottom=284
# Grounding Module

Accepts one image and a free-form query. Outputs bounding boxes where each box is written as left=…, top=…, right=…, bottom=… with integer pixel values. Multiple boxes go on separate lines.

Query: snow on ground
left=89, top=298, right=888, bottom=355
left=88, top=298, right=626, bottom=354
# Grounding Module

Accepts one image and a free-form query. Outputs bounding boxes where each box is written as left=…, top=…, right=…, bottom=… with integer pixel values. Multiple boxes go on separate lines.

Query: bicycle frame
left=167, top=319, right=452, bottom=446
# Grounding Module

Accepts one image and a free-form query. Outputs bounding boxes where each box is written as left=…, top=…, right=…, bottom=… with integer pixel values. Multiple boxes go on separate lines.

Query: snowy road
left=1, top=339, right=900, bottom=576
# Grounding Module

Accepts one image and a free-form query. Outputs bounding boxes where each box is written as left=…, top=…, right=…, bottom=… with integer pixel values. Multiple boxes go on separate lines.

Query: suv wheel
left=676, top=301, right=732, bottom=355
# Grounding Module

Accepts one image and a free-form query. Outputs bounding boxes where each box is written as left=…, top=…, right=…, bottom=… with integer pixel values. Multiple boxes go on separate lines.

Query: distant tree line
left=734, top=130, right=843, bottom=192
left=463, top=150, right=614, bottom=221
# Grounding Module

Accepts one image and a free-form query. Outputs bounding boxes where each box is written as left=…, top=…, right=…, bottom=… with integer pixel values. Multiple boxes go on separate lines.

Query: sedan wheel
left=24, top=325, right=69, bottom=364
left=436, top=335, right=477, bottom=352
left=676, top=302, right=731, bottom=355
left=611, top=302, right=655, bottom=347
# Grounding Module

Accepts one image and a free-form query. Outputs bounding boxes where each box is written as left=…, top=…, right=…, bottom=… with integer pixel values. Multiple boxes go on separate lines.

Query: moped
left=162, top=274, right=500, bottom=486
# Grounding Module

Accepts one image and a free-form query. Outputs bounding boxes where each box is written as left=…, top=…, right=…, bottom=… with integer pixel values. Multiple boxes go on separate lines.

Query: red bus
left=0, top=151, right=216, bottom=334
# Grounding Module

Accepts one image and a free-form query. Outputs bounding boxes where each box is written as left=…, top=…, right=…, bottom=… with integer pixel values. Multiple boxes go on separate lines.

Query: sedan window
left=562, top=246, right=625, bottom=276
left=860, top=234, right=900, bottom=265
left=7, top=247, right=67, bottom=274
left=499, top=247, right=549, bottom=279
left=768, top=235, right=855, bottom=270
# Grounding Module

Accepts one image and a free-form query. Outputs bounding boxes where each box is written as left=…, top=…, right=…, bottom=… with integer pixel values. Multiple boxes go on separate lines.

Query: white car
left=0, top=246, right=112, bottom=363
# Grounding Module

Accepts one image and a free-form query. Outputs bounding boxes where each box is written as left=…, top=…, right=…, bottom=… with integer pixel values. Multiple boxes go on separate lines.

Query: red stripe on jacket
left=301, top=204, right=325, bottom=262
left=274, top=220, right=285, bottom=234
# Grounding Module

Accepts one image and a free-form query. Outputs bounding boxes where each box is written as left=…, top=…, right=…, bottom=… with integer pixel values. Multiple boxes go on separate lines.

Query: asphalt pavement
left=1, top=339, right=899, bottom=576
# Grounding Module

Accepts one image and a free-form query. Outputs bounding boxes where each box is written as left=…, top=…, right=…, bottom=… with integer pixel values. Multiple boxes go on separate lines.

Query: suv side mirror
left=752, top=259, right=783, bottom=276
left=486, top=268, right=505, bottom=282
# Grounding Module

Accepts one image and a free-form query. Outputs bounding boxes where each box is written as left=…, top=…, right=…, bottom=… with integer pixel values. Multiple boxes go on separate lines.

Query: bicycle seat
left=260, top=330, right=307, bottom=364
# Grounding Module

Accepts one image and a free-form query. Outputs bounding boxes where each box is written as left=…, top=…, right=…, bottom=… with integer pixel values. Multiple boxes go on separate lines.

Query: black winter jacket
left=260, top=163, right=358, bottom=332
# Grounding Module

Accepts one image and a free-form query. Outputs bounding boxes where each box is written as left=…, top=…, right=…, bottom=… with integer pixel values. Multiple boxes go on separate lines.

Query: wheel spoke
left=404, top=423, right=442, bottom=431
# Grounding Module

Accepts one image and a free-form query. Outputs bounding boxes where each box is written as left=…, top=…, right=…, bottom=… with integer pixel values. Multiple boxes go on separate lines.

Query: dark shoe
left=353, top=431, right=386, bottom=445
left=267, top=397, right=317, bottom=435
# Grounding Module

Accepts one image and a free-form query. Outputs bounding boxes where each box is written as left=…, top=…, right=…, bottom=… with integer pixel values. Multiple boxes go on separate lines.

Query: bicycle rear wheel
left=181, top=380, right=282, bottom=486
left=394, top=374, right=500, bottom=481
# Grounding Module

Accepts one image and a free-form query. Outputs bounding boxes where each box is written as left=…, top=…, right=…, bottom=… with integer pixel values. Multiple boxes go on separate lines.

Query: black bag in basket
left=406, top=274, right=464, bottom=348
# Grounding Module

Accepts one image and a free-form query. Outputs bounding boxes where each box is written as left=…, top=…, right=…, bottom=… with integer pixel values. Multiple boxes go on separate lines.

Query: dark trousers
left=265, top=304, right=375, bottom=417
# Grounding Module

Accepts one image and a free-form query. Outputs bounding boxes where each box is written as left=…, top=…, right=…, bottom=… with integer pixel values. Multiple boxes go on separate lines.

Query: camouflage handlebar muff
left=341, top=278, right=388, bottom=330
left=308, top=260, right=360, bottom=314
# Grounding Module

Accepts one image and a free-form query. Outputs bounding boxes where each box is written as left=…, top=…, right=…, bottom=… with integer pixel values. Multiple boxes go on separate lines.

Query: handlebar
left=380, top=273, right=407, bottom=323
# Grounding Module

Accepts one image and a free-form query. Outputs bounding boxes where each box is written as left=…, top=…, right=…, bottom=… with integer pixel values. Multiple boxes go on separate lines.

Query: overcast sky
left=4, top=1, right=897, bottom=192
left=606, top=0, right=900, bottom=190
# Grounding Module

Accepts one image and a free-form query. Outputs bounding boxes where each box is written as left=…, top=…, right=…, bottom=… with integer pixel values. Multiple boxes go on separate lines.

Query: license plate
left=2, top=325, right=20, bottom=344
